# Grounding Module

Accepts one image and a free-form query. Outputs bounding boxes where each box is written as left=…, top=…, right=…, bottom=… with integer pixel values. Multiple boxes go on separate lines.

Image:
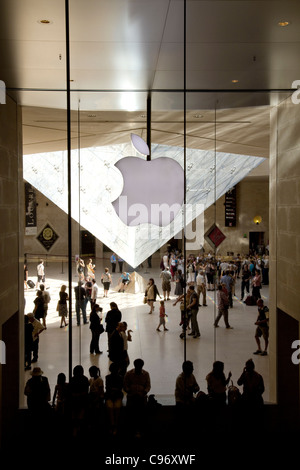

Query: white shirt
left=91, top=283, right=98, bottom=301
left=196, top=274, right=206, bottom=286
left=37, top=263, right=44, bottom=276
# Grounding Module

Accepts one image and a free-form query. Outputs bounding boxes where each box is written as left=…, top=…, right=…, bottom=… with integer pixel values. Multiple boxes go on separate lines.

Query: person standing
left=27, top=313, right=45, bottom=363
left=145, top=278, right=161, bottom=314
left=123, top=358, right=151, bottom=438
left=105, top=302, right=122, bottom=354
left=214, top=284, right=233, bottom=329
left=196, top=270, right=207, bottom=306
left=105, top=362, right=124, bottom=436
left=40, top=284, right=50, bottom=329
left=220, top=270, right=233, bottom=308
left=84, top=279, right=93, bottom=312
left=36, top=259, right=45, bottom=289
left=241, top=263, right=251, bottom=300
left=87, top=258, right=95, bottom=280
left=252, top=269, right=262, bottom=301
left=160, top=266, right=172, bottom=300
left=117, top=256, right=124, bottom=273
left=119, top=321, right=132, bottom=372
left=77, top=258, right=85, bottom=281
left=174, top=269, right=184, bottom=296
left=24, top=315, right=34, bottom=371
left=237, top=359, right=265, bottom=407
left=206, top=361, right=232, bottom=405
left=156, top=300, right=168, bottom=331
left=175, top=360, right=200, bottom=407
left=101, top=267, right=112, bottom=298
left=24, top=367, right=51, bottom=414
left=89, top=304, right=104, bottom=355
left=91, top=278, right=98, bottom=307
left=262, top=255, right=269, bottom=285
left=58, top=285, right=69, bottom=328
left=186, top=286, right=200, bottom=338
left=74, top=281, right=88, bottom=326
left=24, top=261, right=29, bottom=290
left=253, top=299, right=269, bottom=356
left=110, top=253, right=117, bottom=273
left=33, top=290, right=45, bottom=323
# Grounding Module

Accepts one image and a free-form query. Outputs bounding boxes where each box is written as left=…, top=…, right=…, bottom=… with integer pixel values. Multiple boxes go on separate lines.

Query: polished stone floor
left=23, top=258, right=270, bottom=406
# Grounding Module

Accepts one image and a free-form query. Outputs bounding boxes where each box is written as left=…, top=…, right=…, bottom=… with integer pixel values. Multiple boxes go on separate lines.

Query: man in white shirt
left=196, top=270, right=207, bottom=306
left=36, top=260, right=45, bottom=289
left=91, top=278, right=99, bottom=307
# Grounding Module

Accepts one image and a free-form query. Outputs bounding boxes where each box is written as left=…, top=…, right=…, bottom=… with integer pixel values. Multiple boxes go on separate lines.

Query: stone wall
left=269, top=96, right=300, bottom=411
left=0, top=95, right=22, bottom=443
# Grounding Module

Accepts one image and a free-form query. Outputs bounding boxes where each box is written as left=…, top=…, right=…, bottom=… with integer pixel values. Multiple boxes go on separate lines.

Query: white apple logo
left=112, top=156, right=184, bottom=226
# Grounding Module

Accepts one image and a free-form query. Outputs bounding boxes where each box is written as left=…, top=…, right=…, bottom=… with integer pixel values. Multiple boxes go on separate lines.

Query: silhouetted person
left=24, top=315, right=33, bottom=371
left=237, top=359, right=265, bottom=407
left=68, top=365, right=89, bottom=438
left=105, top=362, right=124, bottom=436
left=206, top=361, right=232, bottom=406
left=123, top=358, right=151, bottom=438
left=105, top=302, right=122, bottom=352
left=175, top=360, right=200, bottom=407
left=89, top=304, right=104, bottom=355
left=24, top=367, right=51, bottom=414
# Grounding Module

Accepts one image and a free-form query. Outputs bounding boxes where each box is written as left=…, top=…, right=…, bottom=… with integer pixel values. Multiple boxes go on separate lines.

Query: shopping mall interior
left=0, top=0, right=300, bottom=456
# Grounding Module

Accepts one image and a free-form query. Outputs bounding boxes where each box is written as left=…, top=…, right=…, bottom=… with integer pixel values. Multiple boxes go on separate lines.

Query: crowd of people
left=24, top=250, right=270, bottom=372
left=22, top=250, right=270, bottom=443
left=24, top=355, right=265, bottom=441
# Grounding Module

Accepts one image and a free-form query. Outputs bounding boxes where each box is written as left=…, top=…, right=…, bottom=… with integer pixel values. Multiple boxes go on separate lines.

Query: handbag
left=56, top=301, right=60, bottom=311
left=143, top=296, right=148, bottom=304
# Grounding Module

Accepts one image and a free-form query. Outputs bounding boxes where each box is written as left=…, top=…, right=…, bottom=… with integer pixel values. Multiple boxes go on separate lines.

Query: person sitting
left=118, top=272, right=131, bottom=292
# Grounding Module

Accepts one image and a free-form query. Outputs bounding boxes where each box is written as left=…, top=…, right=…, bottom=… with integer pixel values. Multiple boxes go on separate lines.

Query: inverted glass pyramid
left=23, top=142, right=264, bottom=267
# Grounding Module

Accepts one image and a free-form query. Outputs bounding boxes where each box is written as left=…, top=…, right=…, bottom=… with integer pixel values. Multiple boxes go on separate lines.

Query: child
left=157, top=300, right=168, bottom=331
left=52, top=372, right=69, bottom=416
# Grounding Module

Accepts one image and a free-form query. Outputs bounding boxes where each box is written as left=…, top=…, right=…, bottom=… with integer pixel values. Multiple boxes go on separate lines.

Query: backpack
left=227, top=381, right=241, bottom=406
left=245, top=295, right=256, bottom=306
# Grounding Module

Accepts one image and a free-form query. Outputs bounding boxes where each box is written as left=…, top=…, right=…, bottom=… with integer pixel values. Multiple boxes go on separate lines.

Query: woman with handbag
left=89, top=304, right=104, bottom=355
left=58, top=284, right=69, bottom=328
left=145, top=278, right=161, bottom=314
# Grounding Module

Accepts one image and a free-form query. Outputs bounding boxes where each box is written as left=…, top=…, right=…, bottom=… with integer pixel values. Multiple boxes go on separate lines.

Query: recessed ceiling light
left=140, top=114, right=146, bottom=118
left=193, top=114, right=203, bottom=118
left=87, top=114, right=96, bottom=118
left=38, top=19, right=52, bottom=24
left=232, top=79, right=239, bottom=83
left=278, top=21, right=290, bottom=27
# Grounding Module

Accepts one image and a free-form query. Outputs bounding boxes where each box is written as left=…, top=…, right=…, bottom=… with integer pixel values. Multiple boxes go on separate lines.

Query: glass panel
left=19, top=1, right=289, bottom=407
